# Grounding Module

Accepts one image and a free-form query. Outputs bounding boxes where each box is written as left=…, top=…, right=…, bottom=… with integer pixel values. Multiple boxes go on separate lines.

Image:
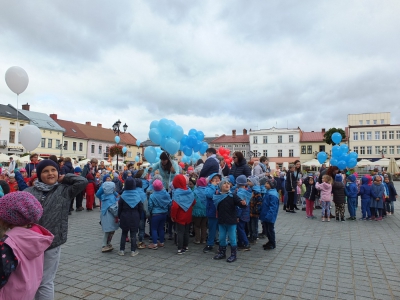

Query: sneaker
left=157, top=242, right=164, bottom=248
left=370, top=216, right=376, bottom=221
left=365, top=217, right=371, bottom=221
left=144, top=233, right=150, bottom=238
left=184, top=247, right=189, bottom=252
left=387, top=212, right=392, bottom=216
left=242, top=245, right=251, bottom=251
left=302, top=208, right=306, bottom=211
left=193, top=240, right=200, bottom=244
left=264, top=244, right=276, bottom=250
left=346, top=217, right=353, bottom=221
left=137, top=242, right=146, bottom=249
left=131, top=251, right=139, bottom=257
left=359, top=218, right=365, bottom=221
left=203, top=245, right=213, bottom=253
left=101, top=245, right=113, bottom=252
left=258, top=233, right=266, bottom=239
left=76, top=207, right=84, bottom=211
left=289, top=210, right=296, bottom=213
left=147, top=243, right=158, bottom=250
left=327, top=218, right=331, bottom=222
left=376, top=217, right=383, bottom=221
left=177, top=249, right=184, bottom=255
left=118, top=250, right=125, bottom=256
left=341, top=218, right=345, bottom=222
left=321, top=217, right=325, bottom=222
left=306, top=216, right=310, bottom=219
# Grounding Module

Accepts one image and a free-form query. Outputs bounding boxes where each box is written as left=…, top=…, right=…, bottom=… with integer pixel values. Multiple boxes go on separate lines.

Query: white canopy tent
left=18, top=156, right=31, bottom=164
left=357, top=159, right=373, bottom=167
left=0, top=153, right=10, bottom=162
left=371, top=158, right=390, bottom=167
left=302, top=159, right=321, bottom=167
left=387, top=157, right=399, bottom=174
left=79, top=159, right=90, bottom=166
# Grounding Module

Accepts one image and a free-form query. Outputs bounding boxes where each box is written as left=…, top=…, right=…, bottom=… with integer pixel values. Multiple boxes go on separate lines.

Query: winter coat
left=332, top=182, right=346, bottom=205
left=358, top=177, right=371, bottom=202
left=285, top=171, right=296, bottom=192
left=221, top=164, right=230, bottom=177
left=386, top=181, right=398, bottom=202
left=96, top=183, right=120, bottom=232
left=199, top=156, right=219, bottom=178
left=229, top=159, right=251, bottom=179
left=118, top=198, right=143, bottom=231
left=370, top=183, right=385, bottom=209
left=192, top=187, right=207, bottom=217
left=112, top=177, right=123, bottom=194
left=194, top=163, right=204, bottom=175
left=24, top=174, right=87, bottom=249
left=25, top=162, right=39, bottom=177
left=151, top=160, right=179, bottom=190
left=315, top=182, right=332, bottom=202
left=303, top=178, right=317, bottom=201
left=82, top=163, right=97, bottom=178
left=205, top=184, right=218, bottom=218
left=345, top=182, right=358, bottom=198
left=259, top=188, right=279, bottom=224
left=60, top=161, right=75, bottom=175
left=0, top=225, right=53, bottom=300
left=148, top=190, right=171, bottom=215
left=249, top=191, right=263, bottom=217
left=171, top=200, right=195, bottom=225
left=217, top=194, right=245, bottom=225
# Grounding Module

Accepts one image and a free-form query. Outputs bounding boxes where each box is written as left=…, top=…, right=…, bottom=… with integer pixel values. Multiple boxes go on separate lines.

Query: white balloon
left=20, top=125, right=41, bottom=151
left=5, top=66, right=29, bottom=95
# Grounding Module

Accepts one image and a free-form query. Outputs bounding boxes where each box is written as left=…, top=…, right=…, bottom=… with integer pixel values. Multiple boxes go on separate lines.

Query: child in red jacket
left=85, top=173, right=97, bottom=210
left=171, top=175, right=195, bottom=255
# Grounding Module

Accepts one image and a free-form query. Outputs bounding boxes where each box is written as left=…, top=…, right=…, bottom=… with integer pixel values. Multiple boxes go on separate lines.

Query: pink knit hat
left=153, top=179, right=164, bottom=191
left=196, top=178, right=207, bottom=187
left=0, top=191, right=43, bottom=226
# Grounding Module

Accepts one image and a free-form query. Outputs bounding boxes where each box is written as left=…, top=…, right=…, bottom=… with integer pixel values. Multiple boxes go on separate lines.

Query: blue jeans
left=218, top=224, right=237, bottom=247
left=361, top=199, right=371, bottom=218
left=207, top=217, right=218, bottom=246
left=249, top=217, right=259, bottom=240
left=347, top=197, right=357, bottom=217
left=237, top=220, right=249, bottom=246
left=151, top=214, right=167, bottom=244
left=386, top=201, right=394, bottom=214
left=138, top=218, right=145, bottom=242
left=321, top=201, right=331, bottom=217
left=263, top=221, right=275, bottom=247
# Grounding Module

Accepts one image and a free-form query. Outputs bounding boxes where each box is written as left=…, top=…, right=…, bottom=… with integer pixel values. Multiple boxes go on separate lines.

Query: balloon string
left=16, top=94, right=19, bottom=145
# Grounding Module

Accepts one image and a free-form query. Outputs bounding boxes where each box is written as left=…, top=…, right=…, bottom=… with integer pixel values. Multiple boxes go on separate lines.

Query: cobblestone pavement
left=55, top=183, right=400, bottom=300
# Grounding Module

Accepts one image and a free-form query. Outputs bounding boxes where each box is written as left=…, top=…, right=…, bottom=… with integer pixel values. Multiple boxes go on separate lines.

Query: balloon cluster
left=180, top=128, right=209, bottom=156
left=181, top=152, right=202, bottom=165
left=317, top=132, right=358, bottom=170
left=144, top=146, right=163, bottom=164
left=217, top=147, right=232, bottom=167
left=148, top=118, right=184, bottom=155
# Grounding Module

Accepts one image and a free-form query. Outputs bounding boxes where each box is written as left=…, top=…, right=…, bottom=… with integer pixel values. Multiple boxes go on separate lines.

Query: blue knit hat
left=74, top=167, right=82, bottom=173
left=236, top=175, right=247, bottom=186
left=102, top=174, right=110, bottom=183
left=347, top=174, right=356, bottom=182
left=335, top=174, right=343, bottom=182
left=36, top=159, right=59, bottom=182
left=124, top=177, right=136, bottom=190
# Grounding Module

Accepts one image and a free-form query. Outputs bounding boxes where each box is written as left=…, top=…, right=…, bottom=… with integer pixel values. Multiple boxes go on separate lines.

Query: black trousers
left=287, top=192, right=295, bottom=211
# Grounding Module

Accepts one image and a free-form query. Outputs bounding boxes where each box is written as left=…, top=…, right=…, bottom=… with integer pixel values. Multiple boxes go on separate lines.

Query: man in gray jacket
left=253, top=156, right=270, bottom=178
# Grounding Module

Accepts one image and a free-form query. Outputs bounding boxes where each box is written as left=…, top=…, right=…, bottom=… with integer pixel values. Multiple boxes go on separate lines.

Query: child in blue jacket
left=345, top=175, right=358, bottom=220
left=260, top=179, right=279, bottom=250
left=234, top=175, right=251, bottom=251
left=384, top=175, right=397, bottom=215
left=358, top=176, right=371, bottom=220
left=203, top=173, right=221, bottom=253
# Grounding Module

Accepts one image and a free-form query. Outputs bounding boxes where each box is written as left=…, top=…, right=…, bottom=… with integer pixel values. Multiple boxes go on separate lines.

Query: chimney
left=50, top=114, right=57, bottom=120
left=232, top=130, right=236, bottom=137
left=85, top=122, right=91, bottom=126
left=243, top=129, right=247, bottom=135
left=22, top=103, right=30, bottom=111
left=97, top=123, right=102, bottom=128
left=322, top=128, right=325, bottom=133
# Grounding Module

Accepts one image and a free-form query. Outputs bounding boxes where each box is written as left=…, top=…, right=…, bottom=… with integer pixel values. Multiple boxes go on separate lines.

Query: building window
left=278, top=150, right=282, bottom=157
left=359, top=120, right=363, bottom=125
left=41, top=138, right=46, bottom=148
left=360, top=132, right=365, bottom=140
left=319, top=145, right=325, bottom=152
left=366, top=120, right=370, bottom=125
left=375, top=131, right=380, bottom=140
left=301, top=146, right=306, bottom=154
left=353, top=146, right=358, bottom=154
left=382, top=131, right=387, bottom=139
left=389, top=146, right=394, bottom=154
left=289, top=149, right=294, bottom=157
left=73, top=142, right=77, bottom=151
left=389, top=131, right=394, bottom=139
left=382, top=146, right=387, bottom=154
left=64, top=141, right=68, bottom=150
left=307, top=145, right=312, bottom=154
left=99, top=145, right=102, bottom=154
left=263, top=136, right=268, bottom=144
left=105, top=146, right=109, bottom=156
left=289, top=135, right=293, bottom=143
left=48, top=139, right=52, bottom=148
left=79, top=143, right=83, bottom=151
left=381, top=119, right=384, bottom=124
left=263, top=150, right=268, bottom=157
left=397, top=131, right=400, bottom=139
left=373, top=120, right=377, bottom=124
left=9, top=131, right=15, bottom=143
left=91, top=145, right=95, bottom=154
left=127, top=151, right=132, bottom=158
left=366, top=132, right=371, bottom=140
left=253, top=136, right=258, bottom=144
left=397, top=146, right=400, bottom=154
left=375, top=146, right=380, bottom=154
left=241, top=150, right=246, bottom=157
left=360, top=146, right=365, bottom=155
left=56, top=140, right=60, bottom=149
left=353, top=132, right=358, bottom=140
left=177, top=150, right=182, bottom=156
left=278, top=135, right=282, bottom=143
left=367, top=146, right=372, bottom=155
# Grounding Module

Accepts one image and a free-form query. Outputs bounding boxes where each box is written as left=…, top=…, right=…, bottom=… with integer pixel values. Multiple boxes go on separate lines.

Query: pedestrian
left=332, top=174, right=346, bottom=221
left=260, top=179, right=279, bottom=250
left=247, top=176, right=263, bottom=244
left=171, top=174, right=195, bottom=255
left=147, top=179, right=171, bottom=249
left=118, top=177, right=142, bottom=257
left=316, top=175, right=333, bottom=222
left=384, top=175, right=397, bottom=215
left=370, top=175, right=385, bottom=221
left=285, top=164, right=297, bottom=213
left=25, top=153, right=39, bottom=177
left=345, top=175, right=358, bottom=220
left=0, top=191, right=54, bottom=300
left=85, top=173, right=97, bottom=211
left=192, top=178, right=208, bottom=244
left=74, top=167, right=84, bottom=212
left=199, top=148, right=220, bottom=178
left=203, top=173, right=221, bottom=253
left=230, top=151, right=251, bottom=179
left=212, top=178, right=246, bottom=262
left=235, top=175, right=251, bottom=251
left=303, top=174, right=317, bottom=219
left=359, top=176, right=372, bottom=220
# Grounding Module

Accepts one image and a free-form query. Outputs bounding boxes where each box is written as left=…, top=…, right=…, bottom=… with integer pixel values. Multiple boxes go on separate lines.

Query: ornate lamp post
left=112, top=120, right=128, bottom=171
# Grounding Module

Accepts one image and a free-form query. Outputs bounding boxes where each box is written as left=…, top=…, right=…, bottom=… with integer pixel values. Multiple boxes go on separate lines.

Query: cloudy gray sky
left=1, top=0, right=399, bottom=141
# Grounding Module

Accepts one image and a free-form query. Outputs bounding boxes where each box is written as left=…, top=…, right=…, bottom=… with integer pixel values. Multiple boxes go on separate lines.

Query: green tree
left=323, top=128, right=346, bottom=145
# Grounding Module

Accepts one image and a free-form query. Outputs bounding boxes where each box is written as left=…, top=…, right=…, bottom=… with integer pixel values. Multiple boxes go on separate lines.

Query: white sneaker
left=131, top=251, right=139, bottom=257
left=118, top=250, right=125, bottom=256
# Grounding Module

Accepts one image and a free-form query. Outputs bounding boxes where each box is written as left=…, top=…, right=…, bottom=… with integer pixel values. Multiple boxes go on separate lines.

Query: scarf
left=193, top=186, right=207, bottom=206
left=172, top=188, right=194, bottom=212
left=100, top=182, right=117, bottom=215
left=251, top=185, right=261, bottom=193
left=34, top=181, right=58, bottom=192
left=213, top=192, right=232, bottom=208
left=121, top=190, right=141, bottom=209
left=236, top=187, right=252, bottom=205
left=136, top=187, right=147, bottom=203
left=259, top=162, right=267, bottom=172
left=151, top=190, right=171, bottom=209
left=267, top=188, right=279, bottom=199
left=208, top=154, right=220, bottom=165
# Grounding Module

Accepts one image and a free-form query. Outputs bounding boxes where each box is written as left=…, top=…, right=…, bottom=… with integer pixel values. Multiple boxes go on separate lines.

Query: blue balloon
left=171, top=125, right=184, bottom=142
left=144, top=146, right=157, bottom=163
left=188, top=128, right=197, bottom=136
left=136, top=140, right=141, bottom=147
left=187, top=135, right=197, bottom=148
left=317, top=152, right=327, bottom=164
left=180, top=135, right=188, bottom=147
left=200, top=142, right=208, bottom=155
left=149, top=128, right=162, bottom=145
left=114, top=136, right=120, bottom=144
left=337, top=160, right=346, bottom=170
left=332, top=132, right=342, bottom=144
left=330, top=158, right=338, bottom=166
left=340, top=154, right=349, bottom=163
left=196, top=131, right=205, bottom=141
left=169, top=120, right=176, bottom=127
left=348, top=151, right=358, bottom=160
left=158, top=118, right=172, bottom=136
left=135, top=156, right=139, bottom=162
left=150, top=120, right=159, bottom=129
left=193, top=141, right=202, bottom=152
left=347, top=158, right=357, bottom=168
left=160, top=136, right=168, bottom=149
left=191, top=156, right=197, bottom=164
left=122, top=146, right=127, bottom=154
left=332, top=145, right=341, bottom=157
left=340, top=144, right=349, bottom=154
left=194, top=152, right=201, bottom=160
left=164, top=139, right=180, bottom=155
left=182, top=146, right=192, bottom=156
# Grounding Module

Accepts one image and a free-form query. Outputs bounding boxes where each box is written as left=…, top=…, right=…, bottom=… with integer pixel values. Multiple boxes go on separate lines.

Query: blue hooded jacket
left=96, top=182, right=118, bottom=215
left=205, top=184, right=219, bottom=218
left=358, top=176, right=371, bottom=201
left=259, top=188, right=279, bottom=223
left=345, top=175, right=358, bottom=198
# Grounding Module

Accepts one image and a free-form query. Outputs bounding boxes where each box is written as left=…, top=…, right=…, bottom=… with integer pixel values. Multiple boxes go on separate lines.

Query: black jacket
left=61, top=161, right=75, bottom=175
left=199, top=157, right=220, bottom=178
left=118, top=199, right=143, bottom=231
left=303, top=177, right=317, bottom=201
left=332, top=181, right=346, bottom=204
left=217, top=194, right=246, bottom=225
left=229, top=159, right=251, bottom=179
left=285, top=171, right=296, bottom=192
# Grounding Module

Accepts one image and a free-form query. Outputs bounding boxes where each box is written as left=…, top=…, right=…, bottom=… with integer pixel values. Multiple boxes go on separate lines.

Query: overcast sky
left=1, top=1, right=399, bottom=141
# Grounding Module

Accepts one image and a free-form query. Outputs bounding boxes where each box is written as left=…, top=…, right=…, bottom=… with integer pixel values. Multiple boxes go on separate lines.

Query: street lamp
left=248, top=150, right=261, bottom=159
left=112, top=120, right=128, bottom=171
